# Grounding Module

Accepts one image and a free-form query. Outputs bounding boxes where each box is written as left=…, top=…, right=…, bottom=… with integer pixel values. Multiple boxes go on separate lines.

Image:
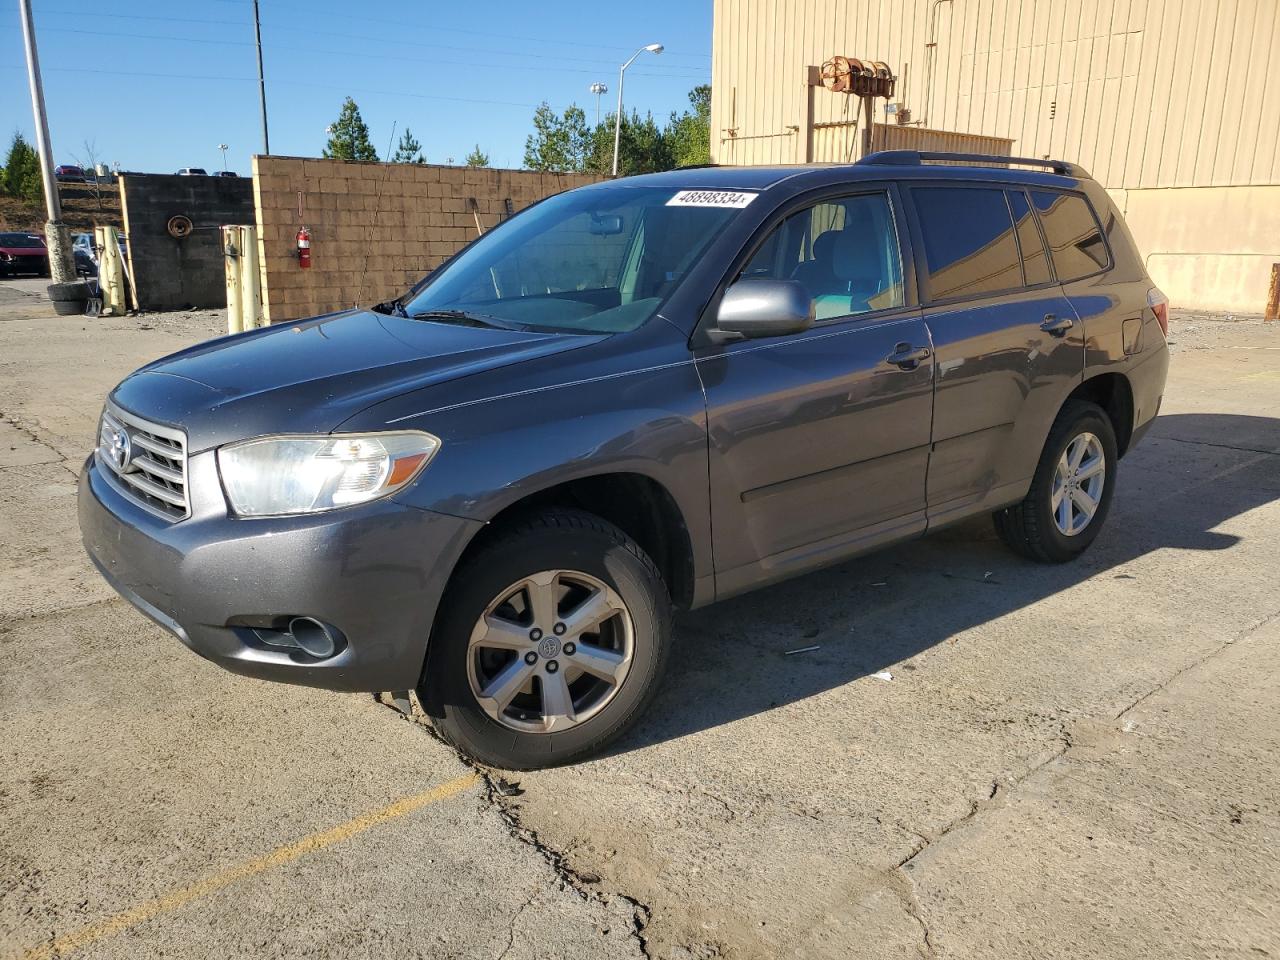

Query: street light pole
left=17, top=0, right=73, bottom=285
left=218, top=144, right=229, bottom=172
left=252, top=0, right=270, bottom=154
left=611, top=43, right=663, bottom=177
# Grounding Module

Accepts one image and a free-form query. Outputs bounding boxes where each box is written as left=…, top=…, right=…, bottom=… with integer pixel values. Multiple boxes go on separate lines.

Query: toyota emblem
left=107, top=426, right=132, bottom=471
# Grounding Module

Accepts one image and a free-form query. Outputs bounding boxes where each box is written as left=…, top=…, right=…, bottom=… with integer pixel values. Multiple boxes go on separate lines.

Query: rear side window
left=1007, top=190, right=1051, bottom=285
left=913, top=187, right=1022, bottom=301
left=1030, top=190, right=1110, bottom=281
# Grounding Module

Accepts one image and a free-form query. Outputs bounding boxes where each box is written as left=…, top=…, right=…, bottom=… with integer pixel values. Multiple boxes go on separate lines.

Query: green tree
left=524, top=102, right=590, bottom=172
left=667, top=84, right=711, bottom=167
left=464, top=145, right=490, bottom=168
left=323, top=98, right=378, bottom=161
left=2, top=133, right=43, bottom=208
left=391, top=127, right=425, bottom=164
left=585, top=110, right=672, bottom=176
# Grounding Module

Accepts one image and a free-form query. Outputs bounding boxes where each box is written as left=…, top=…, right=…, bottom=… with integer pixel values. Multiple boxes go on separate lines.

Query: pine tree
left=668, top=85, right=711, bottom=168
left=464, top=145, right=490, bottom=168
left=323, top=98, right=378, bottom=161
left=523, top=103, right=590, bottom=172
left=392, top=127, right=425, bottom=164
left=2, top=133, right=43, bottom=208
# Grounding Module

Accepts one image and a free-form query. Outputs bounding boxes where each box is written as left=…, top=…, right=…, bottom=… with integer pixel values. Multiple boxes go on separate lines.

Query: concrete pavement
left=1, top=297, right=1277, bottom=959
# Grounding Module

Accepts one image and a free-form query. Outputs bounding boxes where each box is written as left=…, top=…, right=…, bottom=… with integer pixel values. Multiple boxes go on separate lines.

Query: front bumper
left=78, top=453, right=482, bottom=692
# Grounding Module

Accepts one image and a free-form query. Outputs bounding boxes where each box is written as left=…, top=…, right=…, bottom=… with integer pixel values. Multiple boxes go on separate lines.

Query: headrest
left=811, top=230, right=839, bottom=261
left=832, top=229, right=880, bottom=283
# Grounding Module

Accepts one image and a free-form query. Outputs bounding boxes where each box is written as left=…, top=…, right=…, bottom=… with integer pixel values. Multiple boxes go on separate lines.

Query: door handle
left=885, top=343, right=931, bottom=370
left=1040, top=314, right=1074, bottom=337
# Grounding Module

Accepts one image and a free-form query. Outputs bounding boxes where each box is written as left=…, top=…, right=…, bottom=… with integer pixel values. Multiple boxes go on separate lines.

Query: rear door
left=696, top=187, right=936, bottom=594
left=904, top=183, right=1083, bottom=523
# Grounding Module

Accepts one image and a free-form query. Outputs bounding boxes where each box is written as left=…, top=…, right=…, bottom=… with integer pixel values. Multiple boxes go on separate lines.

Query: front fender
left=344, top=328, right=712, bottom=599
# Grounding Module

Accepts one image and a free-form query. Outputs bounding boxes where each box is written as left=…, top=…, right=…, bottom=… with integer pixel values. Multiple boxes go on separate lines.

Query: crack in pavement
left=1114, top=608, right=1280, bottom=722
left=375, top=699, right=655, bottom=959
left=1157, top=435, right=1280, bottom=457
left=0, top=411, right=82, bottom=481
left=888, top=719, right=1073, bottom=957
left=496, top=890, right=539, bottom=960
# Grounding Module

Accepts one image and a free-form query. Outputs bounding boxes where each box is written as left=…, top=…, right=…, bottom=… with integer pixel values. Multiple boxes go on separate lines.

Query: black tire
left=47, top=280, right=90, bottom=302
left=52, top=298, right=85, bottom=316
left=993, top=400, right=1118, bottom=563
left=420, top=508, right=672, bottom=769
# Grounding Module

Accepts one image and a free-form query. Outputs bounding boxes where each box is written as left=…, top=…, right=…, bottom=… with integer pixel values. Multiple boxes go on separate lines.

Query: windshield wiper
left=406, top=309, right=528, bottom=331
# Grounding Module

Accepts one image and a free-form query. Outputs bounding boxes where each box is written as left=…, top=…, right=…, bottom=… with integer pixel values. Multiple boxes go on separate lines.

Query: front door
left=696, top=189, right=936, bottom=596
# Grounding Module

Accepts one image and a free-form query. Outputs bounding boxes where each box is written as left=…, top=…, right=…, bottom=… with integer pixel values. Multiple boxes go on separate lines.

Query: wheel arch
left=445, top=470, right=698, bottom=613
left=1064, top=372, right=1135, bottom=456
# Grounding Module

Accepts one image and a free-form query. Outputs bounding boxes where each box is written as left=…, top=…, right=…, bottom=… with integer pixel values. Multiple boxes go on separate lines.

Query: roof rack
left=856, top=150, right=1090, bottom=179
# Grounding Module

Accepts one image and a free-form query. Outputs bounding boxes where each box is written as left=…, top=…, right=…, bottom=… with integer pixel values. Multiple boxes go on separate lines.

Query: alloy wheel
left=1051, top=431, right=1106, bottom=536
left=466, top=569, right=635, bottom=733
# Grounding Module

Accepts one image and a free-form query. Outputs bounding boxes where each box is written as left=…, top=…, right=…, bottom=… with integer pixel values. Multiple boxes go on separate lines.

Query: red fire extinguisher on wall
left=296, top=226, right=311, bottom=269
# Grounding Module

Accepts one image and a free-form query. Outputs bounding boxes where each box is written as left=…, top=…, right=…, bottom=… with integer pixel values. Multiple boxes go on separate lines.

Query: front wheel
left=993, top=400, right=1118, bottom=563
left=420, top=509, right=672, bottom=769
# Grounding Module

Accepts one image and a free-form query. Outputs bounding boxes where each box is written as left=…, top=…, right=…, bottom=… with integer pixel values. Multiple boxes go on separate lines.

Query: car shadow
left=608, top=412, right=1280, bottom=755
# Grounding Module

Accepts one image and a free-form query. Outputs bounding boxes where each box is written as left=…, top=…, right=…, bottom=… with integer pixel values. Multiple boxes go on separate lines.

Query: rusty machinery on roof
left=802, top=57, right=897, bottom=163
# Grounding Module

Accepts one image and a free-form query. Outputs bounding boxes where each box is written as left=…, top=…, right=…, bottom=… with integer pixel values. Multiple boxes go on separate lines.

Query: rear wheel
left=420, top=508, right=672, bottom=769
left=993, top=400, right=1118, bottom=563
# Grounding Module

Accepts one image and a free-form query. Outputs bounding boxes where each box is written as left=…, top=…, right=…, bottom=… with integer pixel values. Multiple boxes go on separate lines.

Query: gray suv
left=79, top=152, right=1169, bottom=769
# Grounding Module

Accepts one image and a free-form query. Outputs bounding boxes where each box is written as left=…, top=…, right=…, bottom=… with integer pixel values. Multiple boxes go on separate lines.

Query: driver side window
left=742, top=193, right=904, bottom=321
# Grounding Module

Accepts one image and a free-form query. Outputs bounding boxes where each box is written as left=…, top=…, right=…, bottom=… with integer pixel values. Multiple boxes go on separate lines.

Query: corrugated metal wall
left=710, top=0, right=1280, bottom=189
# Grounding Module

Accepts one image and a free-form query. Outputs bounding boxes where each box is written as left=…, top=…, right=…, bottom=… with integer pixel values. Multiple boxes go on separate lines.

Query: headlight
left=218, top=431, right=440, bottom=516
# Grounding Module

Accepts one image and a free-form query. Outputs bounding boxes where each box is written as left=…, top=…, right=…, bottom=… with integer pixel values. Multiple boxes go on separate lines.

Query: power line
left=42, top=25, right=711, bottom=79
left=39, top=7, right=712, bottom=62
left=0, top=64, right=540, bottom=109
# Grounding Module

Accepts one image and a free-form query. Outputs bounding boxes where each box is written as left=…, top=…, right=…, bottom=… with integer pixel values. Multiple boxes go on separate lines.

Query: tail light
left=1147, top=287, right=1169, bottom=338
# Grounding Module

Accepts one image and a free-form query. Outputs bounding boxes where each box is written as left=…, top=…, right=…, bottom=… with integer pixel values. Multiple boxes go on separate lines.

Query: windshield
left=404, top=185, right=749, bottom=334
left=0, top=233, right=44, bottom=248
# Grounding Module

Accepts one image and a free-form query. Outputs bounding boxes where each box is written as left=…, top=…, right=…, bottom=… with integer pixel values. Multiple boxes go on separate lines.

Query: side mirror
left=715, top=278, right=815, bottom=339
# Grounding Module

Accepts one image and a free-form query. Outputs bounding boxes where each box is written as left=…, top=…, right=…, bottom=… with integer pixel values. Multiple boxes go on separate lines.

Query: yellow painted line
left=15, top=772, right=480, bottom=960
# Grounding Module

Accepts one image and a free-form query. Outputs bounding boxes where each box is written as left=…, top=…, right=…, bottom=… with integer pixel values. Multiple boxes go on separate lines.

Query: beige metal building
left=710, top=0, right=1280, bottom=312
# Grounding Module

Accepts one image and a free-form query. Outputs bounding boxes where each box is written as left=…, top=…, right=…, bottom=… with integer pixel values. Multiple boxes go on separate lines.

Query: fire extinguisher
left=296, top=226, right=311, bottom=269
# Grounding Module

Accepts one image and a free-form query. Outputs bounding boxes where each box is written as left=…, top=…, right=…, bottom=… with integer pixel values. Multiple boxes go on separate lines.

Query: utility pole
left=18, top=0, right=73, bottom=285
left=252, top=0, right=270, bottom=154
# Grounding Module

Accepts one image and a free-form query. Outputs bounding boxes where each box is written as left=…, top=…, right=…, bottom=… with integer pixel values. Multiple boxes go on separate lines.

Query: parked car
left=72, top=232, right=97, bottom=277
left=72, top=232, right=129, bottom=277
left=79, top=152, right=1169, bottom=769
left=215, top=171, right=239, bottom=178
left=175, top=168, right=208, bottom=176
left=54, top=164, right=86, bottom=182
left=0, top=232, right=49, bottom=277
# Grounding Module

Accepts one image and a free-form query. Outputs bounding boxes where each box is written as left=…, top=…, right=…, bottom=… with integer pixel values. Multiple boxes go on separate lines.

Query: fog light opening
left=287, top=617, right=342, bottom=659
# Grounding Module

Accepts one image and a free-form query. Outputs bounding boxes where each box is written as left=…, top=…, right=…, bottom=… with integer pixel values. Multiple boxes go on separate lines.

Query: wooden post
left=1265, top=262, right=1280, bottom=322
left=803, top=66, right=821, bottom=163
left=862, top=96, right=875, bottom=158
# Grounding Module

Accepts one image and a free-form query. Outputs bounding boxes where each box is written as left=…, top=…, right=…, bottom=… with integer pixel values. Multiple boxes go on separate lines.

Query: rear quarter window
left=913, top=186, right=1023, bottom=301
left=1030, top=190, right=1110, bottom=281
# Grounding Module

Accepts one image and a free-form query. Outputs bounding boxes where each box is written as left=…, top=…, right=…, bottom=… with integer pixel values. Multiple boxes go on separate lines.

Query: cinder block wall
left=251, top=157, right=601, bottom=323
left=118, top=173, right=254, bottom=310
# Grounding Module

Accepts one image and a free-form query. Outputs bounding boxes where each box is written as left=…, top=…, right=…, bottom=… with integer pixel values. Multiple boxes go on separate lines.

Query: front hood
left=111, top=309, right=603, bottom=450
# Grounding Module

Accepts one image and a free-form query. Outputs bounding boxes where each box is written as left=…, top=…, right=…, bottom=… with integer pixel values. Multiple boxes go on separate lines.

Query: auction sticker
left=666, top=190, right=757, bottom=208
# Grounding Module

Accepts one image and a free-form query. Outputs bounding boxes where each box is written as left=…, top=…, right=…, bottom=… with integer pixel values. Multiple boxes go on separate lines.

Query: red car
left=0, top=232, right=50, bottom=277
left=54, top=164, right=87, bottom=182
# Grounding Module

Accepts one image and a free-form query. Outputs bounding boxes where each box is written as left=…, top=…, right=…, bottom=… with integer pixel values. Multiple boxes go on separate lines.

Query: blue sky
left=2, top=0, right=711, bottom=174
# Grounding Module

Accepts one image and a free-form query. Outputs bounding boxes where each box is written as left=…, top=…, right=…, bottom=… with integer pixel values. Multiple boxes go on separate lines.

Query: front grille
left=96, top=403, right=190, bottom=521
